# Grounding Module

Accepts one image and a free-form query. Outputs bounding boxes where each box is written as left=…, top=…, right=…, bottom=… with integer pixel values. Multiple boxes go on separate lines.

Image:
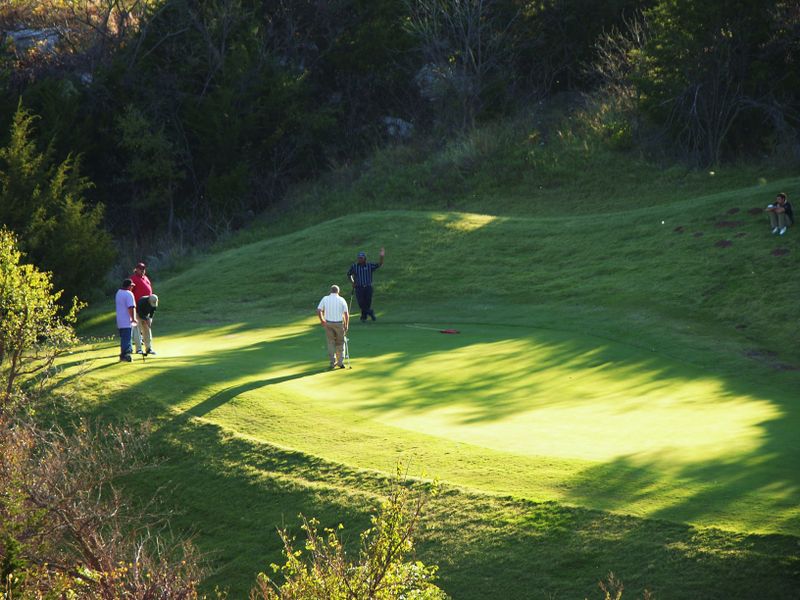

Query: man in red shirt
left=130, top=262, right=153, bottom=354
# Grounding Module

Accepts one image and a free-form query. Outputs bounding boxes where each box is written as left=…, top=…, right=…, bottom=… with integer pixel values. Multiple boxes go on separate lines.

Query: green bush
left=251, top=475, right=448, bottom=600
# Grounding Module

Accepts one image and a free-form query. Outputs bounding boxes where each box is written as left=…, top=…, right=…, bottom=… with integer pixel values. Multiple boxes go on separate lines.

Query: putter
left=344, top=335, right=351, bottom=369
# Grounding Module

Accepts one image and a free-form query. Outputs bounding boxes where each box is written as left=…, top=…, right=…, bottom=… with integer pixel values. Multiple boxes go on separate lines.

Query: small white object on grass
left=661, top=220, right=665, bottom=224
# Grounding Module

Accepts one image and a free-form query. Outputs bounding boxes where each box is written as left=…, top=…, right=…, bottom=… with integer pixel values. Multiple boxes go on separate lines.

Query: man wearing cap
left=130, top=262, right=154, bottom=354
left=316, top=285, right=350, bottom=369
left=136, top=294, right=159, bottom=356
left=115, top=279, right=138, bottom=362
left=347, top=247, right=384, bottom=321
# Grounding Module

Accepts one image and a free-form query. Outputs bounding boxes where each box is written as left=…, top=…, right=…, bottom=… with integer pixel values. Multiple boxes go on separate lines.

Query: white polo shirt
left=317, top=293, right=348, bottom=322
left=115, top=288, right=136, bottom=328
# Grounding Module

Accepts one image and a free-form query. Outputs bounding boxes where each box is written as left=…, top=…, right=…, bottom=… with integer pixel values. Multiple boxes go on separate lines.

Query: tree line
left=0, top=0, right=798, bottom=300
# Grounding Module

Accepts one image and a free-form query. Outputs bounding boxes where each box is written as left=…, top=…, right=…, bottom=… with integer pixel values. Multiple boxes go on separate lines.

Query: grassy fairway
left=66, top=163, right=800, bottom=597
left=70, top=313, right=799, bottom=534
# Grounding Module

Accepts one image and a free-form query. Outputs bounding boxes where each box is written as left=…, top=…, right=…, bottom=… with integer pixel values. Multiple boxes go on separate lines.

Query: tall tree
left=0, top=102, right=115, bottom=301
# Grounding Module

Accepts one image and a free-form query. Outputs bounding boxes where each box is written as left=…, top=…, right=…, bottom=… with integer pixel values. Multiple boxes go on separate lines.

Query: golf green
left=68, top=316, right=799, bottom=537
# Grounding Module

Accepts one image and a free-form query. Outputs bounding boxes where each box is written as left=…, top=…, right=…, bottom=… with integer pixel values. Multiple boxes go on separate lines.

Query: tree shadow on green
left=563, top=409, right=800, bottom=534
left=123, top=420, right=377, bottom=598
left=422, top=489, right=800, bottom=600
left=179, top=367, right=327, bottom=421
left=69, top=315, right=800, bottom=539
left=122, top=415, right=800, bottom=600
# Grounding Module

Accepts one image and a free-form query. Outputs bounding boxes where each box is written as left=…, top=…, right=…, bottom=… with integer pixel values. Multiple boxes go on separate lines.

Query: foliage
left=116, top=103, right=184, bottom=235
left=0, top=416, right=205, bottom=599
left=508, top=0, right=646, bottom=94
left=251, top=474, right=447, bottom=600
left=0, top=102, right=115, bottom=301
left=596, top=572, right=652, bottom=600
left=0, top=228, right=82, bottom=412
left=404, top=0, right=517, bottom=131
left=626, top=0, right=800, bottom=164
left=1, top=0, right=799, bottom=286
left=0, top=0, right=160, bottom=82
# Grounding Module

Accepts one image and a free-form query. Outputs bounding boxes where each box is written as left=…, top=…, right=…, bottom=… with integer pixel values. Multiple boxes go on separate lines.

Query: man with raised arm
left=347, top=247, right=385, bottom=322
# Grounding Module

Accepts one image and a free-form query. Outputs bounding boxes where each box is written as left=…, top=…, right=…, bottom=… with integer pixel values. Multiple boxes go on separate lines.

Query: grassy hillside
left=68, top=119, right=800, bottom=598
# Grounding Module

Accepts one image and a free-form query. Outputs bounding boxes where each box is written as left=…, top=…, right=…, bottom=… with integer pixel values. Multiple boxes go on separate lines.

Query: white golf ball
left=661, top=220, right=665, bottom=224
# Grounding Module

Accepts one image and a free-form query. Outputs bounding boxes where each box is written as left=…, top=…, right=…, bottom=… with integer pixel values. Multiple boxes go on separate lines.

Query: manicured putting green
left=71, top=317, right=799, bottom=536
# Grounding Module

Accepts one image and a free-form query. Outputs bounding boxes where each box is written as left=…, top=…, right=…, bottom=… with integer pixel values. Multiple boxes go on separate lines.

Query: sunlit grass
left=63, top=315, right=799, bottom=537
left=289, top=331, right=779, bottom=463
left=64, top=131, right=800, bottom=597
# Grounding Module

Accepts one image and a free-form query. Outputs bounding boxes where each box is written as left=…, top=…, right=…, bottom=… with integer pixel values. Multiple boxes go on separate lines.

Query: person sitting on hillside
left=765, top=192, right=793, bottom=235
left=136, top=294, right=159, bottom=356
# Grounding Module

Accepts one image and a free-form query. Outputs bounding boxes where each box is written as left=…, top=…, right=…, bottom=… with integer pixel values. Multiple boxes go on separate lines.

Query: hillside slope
left=68, top=176, right=800, bottom=596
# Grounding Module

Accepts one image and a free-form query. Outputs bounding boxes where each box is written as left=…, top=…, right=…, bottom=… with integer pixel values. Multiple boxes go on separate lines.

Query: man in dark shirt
left=347, top=248, right=385, bottom=321
left=136, top=294, right=159, bottom=355
left=766, top=192, right=793, bottom=235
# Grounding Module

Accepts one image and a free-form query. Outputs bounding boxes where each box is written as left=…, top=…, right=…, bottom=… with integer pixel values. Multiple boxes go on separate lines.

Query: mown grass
left=67, top=117, right=800, bottom=598
left=226, top=110, right=792, bottom=242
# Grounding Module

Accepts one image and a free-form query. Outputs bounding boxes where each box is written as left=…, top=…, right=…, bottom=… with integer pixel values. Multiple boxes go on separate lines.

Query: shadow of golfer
left=179, top=367, right=325, bottom=422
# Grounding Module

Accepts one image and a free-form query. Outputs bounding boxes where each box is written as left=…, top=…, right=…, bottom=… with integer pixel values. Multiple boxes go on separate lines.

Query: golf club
left=343, top=335, right=351, bottom=369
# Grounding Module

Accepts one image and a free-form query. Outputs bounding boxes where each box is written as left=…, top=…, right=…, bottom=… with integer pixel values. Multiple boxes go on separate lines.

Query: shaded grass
left=228, top=112, right=794, bottom=243
left=65, top=315, right=800, bottom=536
left=67, top=115, right=800, bottom=597
left=111, top=412, right=799, bottom=599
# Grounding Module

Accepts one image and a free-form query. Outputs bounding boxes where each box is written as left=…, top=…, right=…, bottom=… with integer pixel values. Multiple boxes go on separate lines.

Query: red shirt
left=130, top=273, right=153, bottom=301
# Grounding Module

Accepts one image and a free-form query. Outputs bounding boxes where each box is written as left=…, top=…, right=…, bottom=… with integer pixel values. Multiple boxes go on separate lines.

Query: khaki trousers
left=324, top=322, right=345, bottom=366
left=134, top=318, right=153, bottom=352
left=768, top=212, right=791, bottom=230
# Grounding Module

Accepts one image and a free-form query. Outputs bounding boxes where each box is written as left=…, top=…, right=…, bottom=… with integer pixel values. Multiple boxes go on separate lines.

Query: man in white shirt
left=316, top=284, right=350, bottom=369
left=115, top=278, right=138, bottom=362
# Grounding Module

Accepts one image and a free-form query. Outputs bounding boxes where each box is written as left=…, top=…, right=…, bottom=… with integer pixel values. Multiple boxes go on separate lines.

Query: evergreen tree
left=0, top=102, right=114, bottom=301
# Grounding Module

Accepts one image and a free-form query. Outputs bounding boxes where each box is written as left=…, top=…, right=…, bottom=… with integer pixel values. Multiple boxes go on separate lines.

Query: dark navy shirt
left=136, top=296, right=157, bottom=319
left=347, top=262, right=380, bottom=287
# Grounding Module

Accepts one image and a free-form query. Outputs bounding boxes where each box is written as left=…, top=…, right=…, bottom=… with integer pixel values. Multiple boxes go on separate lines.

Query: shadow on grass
left=180, top=367, right=327, bottom=421
left=423, top=489, right=800, bottom=600
left=123, top=416, right=800, bottom=600
left=66, top=316, right=800, bottom=537
left=125, top=421, right=376, bottom=598
left=564, top=431, right=800, bottom=534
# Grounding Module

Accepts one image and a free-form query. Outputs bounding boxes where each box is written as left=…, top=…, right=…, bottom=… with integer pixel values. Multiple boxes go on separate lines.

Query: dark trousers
left=355, top=286, right=374, bottom=320
left=119, top=327, right=132, bottom=357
